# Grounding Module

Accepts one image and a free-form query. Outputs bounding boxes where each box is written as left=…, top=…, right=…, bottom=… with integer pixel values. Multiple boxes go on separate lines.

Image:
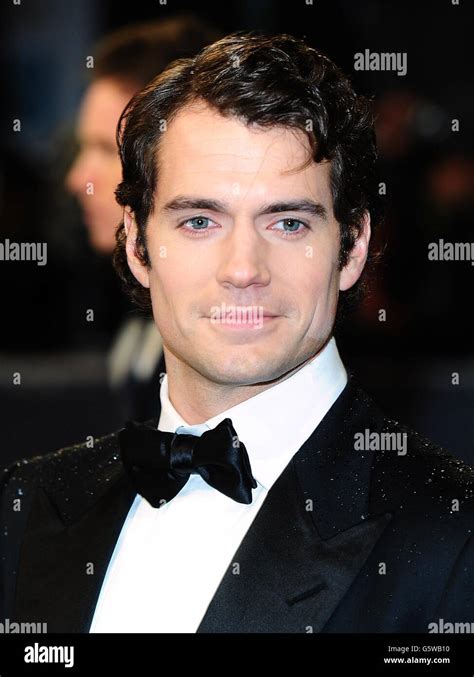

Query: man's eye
left=184, top=216, right=212, bottom=229
left=272, top=218, right=308, bottom=236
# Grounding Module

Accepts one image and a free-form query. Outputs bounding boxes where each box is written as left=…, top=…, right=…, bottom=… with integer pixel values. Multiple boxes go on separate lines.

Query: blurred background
left=0, top=0, right=472, bottom=467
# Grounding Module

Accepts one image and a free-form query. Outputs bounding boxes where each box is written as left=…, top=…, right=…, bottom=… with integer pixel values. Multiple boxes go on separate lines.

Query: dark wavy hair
left=113, top=32, right=383, bottom=319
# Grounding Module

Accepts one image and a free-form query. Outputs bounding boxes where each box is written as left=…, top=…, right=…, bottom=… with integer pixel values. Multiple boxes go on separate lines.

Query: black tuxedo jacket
left=1, top=376, right=473, bottom=633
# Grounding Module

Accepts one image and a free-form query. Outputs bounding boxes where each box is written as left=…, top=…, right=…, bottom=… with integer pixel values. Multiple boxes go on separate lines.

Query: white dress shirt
left=89, top=337, right=347, bottom=633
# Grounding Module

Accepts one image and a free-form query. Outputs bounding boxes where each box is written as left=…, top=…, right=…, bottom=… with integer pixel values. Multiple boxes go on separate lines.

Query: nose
left=216, top=219, right=271, bottom=289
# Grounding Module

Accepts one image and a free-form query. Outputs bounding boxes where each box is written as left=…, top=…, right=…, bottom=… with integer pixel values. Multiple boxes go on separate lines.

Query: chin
left=196, top=352, right=292, bottom=387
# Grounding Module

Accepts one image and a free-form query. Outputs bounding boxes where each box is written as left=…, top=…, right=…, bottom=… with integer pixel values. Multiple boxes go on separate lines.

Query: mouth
left=204, top=315, right=281, bottom=331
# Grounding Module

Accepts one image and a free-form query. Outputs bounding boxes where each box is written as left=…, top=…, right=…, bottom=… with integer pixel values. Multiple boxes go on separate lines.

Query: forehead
left=156, top=101, right=332, bottom=203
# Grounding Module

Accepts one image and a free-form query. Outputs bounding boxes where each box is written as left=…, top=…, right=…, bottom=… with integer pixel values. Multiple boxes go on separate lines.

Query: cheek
left=293, top=249, right=339, bottom=301
left=147, top=252, right=203, bottom=307
left=148, top=227, right=214, bottom=290
left=289, top=257, right=340, bottom=335
left=148, top=263, right=175, bottom=299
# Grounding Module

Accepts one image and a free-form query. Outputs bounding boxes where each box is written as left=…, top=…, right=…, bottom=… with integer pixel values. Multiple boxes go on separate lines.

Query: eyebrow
left=162, top=197, right=328, bottom=220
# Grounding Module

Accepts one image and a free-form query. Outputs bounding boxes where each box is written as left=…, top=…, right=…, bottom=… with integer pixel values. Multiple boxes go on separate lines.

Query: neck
left=163, top=347, right=318, bottom=424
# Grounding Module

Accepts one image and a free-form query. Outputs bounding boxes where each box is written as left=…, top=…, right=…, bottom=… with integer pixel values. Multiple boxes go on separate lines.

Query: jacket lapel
left=197, top=378, right=393, bottom=632
left=12, top=441, right=138, bottom=632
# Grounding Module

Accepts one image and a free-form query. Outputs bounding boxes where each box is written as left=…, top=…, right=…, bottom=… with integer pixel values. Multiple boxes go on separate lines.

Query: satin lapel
left=198, top=378, right=393, bottom=633
left=12, top=459, right=137, bottom=632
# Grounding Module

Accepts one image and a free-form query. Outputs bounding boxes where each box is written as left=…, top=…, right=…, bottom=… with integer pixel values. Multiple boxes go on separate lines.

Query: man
left=1, top=33, right=473, bottom=633
left=65, top=16, right=221, bottom=420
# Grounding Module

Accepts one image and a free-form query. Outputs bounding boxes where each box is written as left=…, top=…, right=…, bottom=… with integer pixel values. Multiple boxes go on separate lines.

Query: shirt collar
left=158, top=337, right=347, bottom=490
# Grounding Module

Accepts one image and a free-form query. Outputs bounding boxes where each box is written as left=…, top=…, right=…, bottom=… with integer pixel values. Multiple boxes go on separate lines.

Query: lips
left=205, top=316, right=280, bottom=332
left=204, top=312, right=279, bottom=318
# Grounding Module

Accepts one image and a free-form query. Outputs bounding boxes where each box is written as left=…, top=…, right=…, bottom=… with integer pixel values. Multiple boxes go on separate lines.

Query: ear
left=339, top=212, right=371, bottom=292
left=124, top=210, right=150, bottom=289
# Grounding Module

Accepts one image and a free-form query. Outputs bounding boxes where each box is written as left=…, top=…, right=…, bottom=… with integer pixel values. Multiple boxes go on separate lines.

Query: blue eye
left=185, top=216, right=211, bottom=230
left=273, top=218, right=307, bottom=235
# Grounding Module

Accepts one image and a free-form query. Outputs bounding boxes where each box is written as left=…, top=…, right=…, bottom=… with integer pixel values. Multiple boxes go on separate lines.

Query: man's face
left=66, top=77, right=134, bottom=254
left=127, top=101, right=369, bottom=386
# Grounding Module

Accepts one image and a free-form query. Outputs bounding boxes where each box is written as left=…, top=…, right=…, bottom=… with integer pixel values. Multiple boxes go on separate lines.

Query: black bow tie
left=118, top=417, right=257, bottom=508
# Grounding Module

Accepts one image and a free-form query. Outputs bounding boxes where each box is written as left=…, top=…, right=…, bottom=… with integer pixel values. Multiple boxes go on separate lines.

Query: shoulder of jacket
left=1, top=427, right=123, bottom=491
left=373, top=416, right=474, bottom=517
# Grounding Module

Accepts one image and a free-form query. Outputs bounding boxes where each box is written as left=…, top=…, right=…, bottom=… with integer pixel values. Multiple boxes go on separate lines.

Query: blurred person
left=1, top=33, right=473, bottom=634
left=65, top=15, right=222, bottom=419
